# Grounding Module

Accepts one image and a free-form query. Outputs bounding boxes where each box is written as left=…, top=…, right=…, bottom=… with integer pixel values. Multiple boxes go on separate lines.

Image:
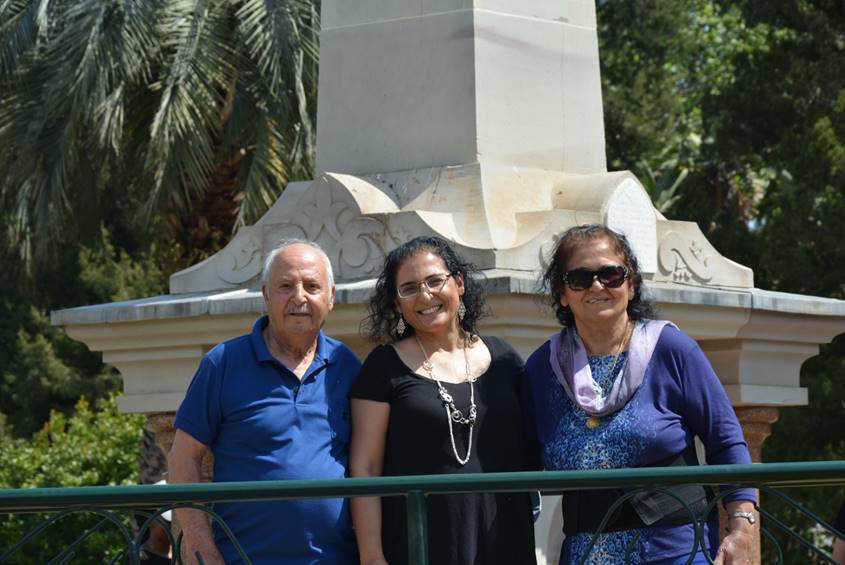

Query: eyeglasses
left=562, top=265, right=629, bottom=291
left=396, top=273, right=453, bottom=299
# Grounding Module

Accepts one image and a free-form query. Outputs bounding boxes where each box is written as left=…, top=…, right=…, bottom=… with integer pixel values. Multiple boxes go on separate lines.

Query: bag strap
left=562, top=443, right=712, bottom=535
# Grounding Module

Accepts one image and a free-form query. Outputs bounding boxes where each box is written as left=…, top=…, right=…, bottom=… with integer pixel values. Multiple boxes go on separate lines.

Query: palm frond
left=235, top=0, right=316, bottom=93
left=94, top=84, right=126, bottom=155
left=235, top=108, right=288, bottom=227
left=146, top=0, right=238, bottom=215
left=0, top=0, right=163, bottom=256
left=13, top=116, right=77, bottom=255
left=43, top=0, right=159, bottom=152
left=2, top=0, right=322, bottom=266
left=0, top=0, right=39, bottom=82
left=235, top=0, right=317, bottom=169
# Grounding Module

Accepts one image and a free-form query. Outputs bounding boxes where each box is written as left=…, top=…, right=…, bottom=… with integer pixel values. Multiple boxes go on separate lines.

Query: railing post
left=406, top=490, right=429, bottom=565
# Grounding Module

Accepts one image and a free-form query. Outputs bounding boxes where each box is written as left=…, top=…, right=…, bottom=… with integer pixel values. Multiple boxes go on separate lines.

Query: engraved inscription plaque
left=605, top=178, right=657, bottom=273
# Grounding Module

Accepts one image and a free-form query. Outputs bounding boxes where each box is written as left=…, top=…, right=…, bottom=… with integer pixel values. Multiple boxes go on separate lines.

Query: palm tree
left=0, top=0, right=319, bottom=270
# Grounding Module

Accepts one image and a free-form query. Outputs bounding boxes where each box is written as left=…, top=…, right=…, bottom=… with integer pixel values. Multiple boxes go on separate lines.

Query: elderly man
left=169, top=240, right=361, bottom=564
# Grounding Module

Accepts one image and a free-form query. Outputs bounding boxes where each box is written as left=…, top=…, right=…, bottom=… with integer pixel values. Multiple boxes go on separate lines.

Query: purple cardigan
left=524, top=324, right=754, bottom=563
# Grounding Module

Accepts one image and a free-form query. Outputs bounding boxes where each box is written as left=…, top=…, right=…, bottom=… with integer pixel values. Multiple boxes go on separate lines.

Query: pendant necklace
left=585, top=321, right=632, bottom=430
left=416, top=333, right=477, bottom=465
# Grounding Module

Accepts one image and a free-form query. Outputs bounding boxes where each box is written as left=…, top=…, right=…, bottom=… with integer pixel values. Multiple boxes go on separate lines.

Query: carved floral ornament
left=216, top=230, right=263, bottom=284
left=658, top=231, right=713, bottom=284
left=238, top=180, right=398, bottom=283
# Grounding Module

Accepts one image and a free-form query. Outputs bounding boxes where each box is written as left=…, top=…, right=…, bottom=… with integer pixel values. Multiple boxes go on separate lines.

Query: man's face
left=262, top=244, right=335, bottom=338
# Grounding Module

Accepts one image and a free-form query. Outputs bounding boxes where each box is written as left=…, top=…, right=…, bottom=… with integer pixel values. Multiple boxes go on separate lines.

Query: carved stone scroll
left=658, top=230, right=714, bottom=284
left=216, top=227, right=263, bottom=284
left=262, top=175, right=399, bottom=281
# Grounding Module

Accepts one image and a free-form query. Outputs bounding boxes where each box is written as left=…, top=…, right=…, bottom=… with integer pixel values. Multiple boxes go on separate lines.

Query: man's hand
left=181, top=539, right=226, bottom=565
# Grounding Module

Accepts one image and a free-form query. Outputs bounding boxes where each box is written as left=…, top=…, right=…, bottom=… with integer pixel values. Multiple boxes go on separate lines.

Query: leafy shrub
left=0, top=395, right=145, bottom=563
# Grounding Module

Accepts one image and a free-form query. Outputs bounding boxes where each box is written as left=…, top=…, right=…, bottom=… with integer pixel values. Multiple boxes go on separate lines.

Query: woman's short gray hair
left=261, top=239, right=335, bottom=288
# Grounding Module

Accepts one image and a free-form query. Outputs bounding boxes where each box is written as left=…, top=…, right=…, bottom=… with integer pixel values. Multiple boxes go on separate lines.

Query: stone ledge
left=52, top=273, right=845, bottom=326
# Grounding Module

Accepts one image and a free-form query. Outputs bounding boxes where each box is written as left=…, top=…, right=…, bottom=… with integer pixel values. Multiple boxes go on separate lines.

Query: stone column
left=317, top=0, right=607, bottom=177
left=735, top=407, right=780, bottom=464
left=146, top=412, right=214, bottom=481
left=717, top=407, right=780, bottom=565
left=146, top=413, right=177, bottom=460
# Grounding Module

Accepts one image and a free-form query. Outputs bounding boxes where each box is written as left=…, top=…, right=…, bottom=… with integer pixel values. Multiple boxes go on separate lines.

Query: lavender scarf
left=549, top=319, right=675, bottom=417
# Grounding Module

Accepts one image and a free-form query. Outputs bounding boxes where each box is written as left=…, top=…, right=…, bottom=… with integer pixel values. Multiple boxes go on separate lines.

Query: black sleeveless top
left=350, top=336, right=539, bottom=565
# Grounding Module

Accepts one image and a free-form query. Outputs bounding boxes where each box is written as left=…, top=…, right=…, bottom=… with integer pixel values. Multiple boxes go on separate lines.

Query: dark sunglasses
left=562, top=265, right=629, bottom=291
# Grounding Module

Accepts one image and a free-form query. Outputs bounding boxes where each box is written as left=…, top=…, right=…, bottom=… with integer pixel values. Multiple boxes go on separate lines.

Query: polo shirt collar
left=250, top=315, right=331, bottom=368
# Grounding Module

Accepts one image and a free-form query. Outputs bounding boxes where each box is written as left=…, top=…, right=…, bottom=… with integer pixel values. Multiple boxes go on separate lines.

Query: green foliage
left=0, top=227, right=166, bottom=438
left=599, top=0, right=784, bottom=263
left=0, top=394, right=145, bottom=563
left=0, top=0, right=319, bottom=270
left=758, top=335, right=845, bottom=562
left=0, top=306, right=113, bottom=438
left=0, top=396, right=144, bottom=488
left=77, top=227, right=166, bottom=304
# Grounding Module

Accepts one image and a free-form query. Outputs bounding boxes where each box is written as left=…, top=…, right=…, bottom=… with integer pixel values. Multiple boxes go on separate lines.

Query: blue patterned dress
left=545, top=352, right=652, bottom=564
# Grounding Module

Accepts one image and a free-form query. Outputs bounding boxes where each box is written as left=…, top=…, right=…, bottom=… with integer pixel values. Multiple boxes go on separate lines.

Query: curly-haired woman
left=349, top=236, right=539, bottom=565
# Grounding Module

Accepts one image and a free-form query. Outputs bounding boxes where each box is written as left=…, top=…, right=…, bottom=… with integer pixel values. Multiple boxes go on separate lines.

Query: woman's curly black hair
left=541, top=224, right=656, bottom=327
left=363, top=236, right=487, bottom=342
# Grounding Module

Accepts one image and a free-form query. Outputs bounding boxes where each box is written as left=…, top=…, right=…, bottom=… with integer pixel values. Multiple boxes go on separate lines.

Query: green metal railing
left=2, top=461, right=844, bottom=564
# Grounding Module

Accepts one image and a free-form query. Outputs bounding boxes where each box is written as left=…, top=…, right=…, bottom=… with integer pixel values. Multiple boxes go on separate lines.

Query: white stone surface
left=50, top=0, right=840, bottom=418
left=321, top=0, right=596, bottom=28
left=166, top=167, right=754, bottom=295
left=473, top=9, right=606, bottom=173
left=316, top=2, right=605, bottom=175
left=316, top=10, right=477, bottom=175
left=605, top=177, right=658, bottom=274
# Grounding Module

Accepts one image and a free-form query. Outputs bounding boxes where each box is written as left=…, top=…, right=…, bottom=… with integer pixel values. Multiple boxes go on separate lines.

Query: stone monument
left=53, top=2, right=845, bottom=563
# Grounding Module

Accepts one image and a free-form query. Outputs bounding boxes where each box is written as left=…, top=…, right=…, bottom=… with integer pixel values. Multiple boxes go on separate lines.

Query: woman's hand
left=715, top=500, right=756, bottom=565
left=350, top=399, right=391, bottom=565
left=713, top=528, right=752, bottom=565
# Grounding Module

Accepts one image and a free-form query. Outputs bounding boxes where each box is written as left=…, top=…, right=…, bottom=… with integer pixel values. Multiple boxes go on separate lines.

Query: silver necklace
left=415, top=333, right=477, bottom=466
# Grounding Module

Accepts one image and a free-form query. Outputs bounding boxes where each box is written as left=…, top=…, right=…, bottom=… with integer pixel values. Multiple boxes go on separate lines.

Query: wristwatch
left=729, top=510, right=757, bottom=525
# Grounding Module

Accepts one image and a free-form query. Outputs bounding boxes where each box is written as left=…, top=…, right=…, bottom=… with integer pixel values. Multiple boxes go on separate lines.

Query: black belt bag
left=562, top=445, right=714, bottom=535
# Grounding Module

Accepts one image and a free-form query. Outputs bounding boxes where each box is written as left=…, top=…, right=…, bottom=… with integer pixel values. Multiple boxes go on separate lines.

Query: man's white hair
left=261, top=239, right=335, bottom=288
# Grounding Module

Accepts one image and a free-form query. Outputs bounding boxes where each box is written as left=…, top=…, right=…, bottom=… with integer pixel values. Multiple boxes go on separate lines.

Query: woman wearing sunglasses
left=525, top=224, right=756, bottom=565
left=349, top=236, right=539, bottom=565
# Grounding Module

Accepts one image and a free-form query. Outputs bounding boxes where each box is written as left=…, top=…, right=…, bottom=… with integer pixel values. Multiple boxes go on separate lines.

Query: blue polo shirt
left=175, top=316, right=361, bottom=564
